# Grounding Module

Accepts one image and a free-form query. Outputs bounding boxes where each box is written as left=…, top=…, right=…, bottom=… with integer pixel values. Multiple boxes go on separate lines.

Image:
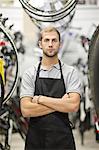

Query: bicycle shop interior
left=0, top=0, right=99, bottom=150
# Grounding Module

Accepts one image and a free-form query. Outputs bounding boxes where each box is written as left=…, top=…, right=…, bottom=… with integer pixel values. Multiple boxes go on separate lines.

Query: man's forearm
left=38, top=93, right=80, bottom=113
left=29, top=103, right=55, bottom=117
left=21, top=98, right=55, bottom=118
left=38, top=96, right=66, bottom=112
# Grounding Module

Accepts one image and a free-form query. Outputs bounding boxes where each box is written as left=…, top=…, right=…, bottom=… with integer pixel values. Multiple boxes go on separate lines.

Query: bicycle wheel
left=88, top=25, right=99, bottom=116
left=0, top=19, right=19, bottom=105
left=19, top=0, right=78, bottom=31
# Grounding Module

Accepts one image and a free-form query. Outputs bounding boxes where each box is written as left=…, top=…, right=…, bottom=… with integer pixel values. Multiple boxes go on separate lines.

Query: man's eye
left=52, top=39, right=57, bottom=42
left=44, top=39, right=49, bottom=42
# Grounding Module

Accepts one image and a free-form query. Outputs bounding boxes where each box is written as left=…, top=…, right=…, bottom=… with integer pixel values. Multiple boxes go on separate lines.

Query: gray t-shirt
left=20, top=61, right=82, bottom=98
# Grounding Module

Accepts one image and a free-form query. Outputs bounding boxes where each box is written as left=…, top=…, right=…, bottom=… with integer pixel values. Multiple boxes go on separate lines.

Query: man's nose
left=49, top=40, right=53, bottom=46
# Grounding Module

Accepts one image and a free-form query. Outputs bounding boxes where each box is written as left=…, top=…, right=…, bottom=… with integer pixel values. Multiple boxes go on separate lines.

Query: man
left=20, top=26, right=82, bottom=150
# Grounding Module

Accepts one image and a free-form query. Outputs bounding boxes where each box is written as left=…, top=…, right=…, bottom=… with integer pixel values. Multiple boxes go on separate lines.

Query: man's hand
left=62, top=93, right=69, bottom=101
left=32, top=96, right=39, bottom=103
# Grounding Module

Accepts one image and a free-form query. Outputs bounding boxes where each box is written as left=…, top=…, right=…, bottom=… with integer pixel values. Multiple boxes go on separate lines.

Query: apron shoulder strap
left=35, top=61, right=41, bottom=84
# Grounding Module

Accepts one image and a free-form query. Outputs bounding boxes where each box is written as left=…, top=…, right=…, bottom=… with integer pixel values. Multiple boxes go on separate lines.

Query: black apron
left=25, top=60, right=76, bottom=150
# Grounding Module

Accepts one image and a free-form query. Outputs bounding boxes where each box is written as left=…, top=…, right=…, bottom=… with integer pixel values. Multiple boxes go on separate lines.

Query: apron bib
left=25, top=60, right=76, bottom=150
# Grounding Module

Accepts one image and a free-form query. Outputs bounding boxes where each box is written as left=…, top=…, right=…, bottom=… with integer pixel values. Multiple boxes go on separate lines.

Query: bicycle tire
left=88, top=25, right=99, bottom=116
left=0, top=24, right=19, bottom=105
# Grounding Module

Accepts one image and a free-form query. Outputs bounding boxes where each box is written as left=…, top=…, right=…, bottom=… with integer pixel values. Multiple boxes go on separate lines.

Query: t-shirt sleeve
left=66, top=68, right=83, bottom=97
left=20, top=69, right=35, bottom=98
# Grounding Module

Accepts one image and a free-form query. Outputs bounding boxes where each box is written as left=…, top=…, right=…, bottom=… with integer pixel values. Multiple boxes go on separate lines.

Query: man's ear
left=59, top=42, right=62, bottom=49
left=39, top=41, right=42, bottom=49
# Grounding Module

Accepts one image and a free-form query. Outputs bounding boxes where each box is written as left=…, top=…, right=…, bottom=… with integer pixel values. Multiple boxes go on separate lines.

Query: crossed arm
left=20, top=92, right=80, bottom=118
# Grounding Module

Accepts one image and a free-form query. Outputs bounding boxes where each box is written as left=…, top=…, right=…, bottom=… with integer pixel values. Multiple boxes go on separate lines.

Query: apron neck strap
left=36, top=61, right=41, bottom=76
left=58, top=59, right=64, bottom=79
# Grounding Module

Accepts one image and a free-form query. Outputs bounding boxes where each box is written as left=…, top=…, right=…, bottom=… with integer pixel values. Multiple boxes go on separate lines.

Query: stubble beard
left=43, top=50, right=58, bottom=58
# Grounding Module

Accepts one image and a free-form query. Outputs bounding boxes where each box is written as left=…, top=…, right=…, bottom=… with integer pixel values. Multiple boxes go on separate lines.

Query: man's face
left=39, top=31, right=61, bottom=57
